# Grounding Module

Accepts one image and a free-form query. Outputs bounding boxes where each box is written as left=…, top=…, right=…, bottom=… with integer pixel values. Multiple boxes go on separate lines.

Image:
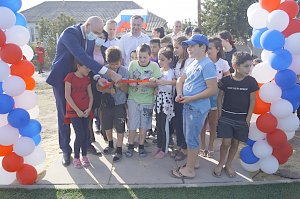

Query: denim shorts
left=217, top=116, right=249, bottom=142
left=127, top=99, right=154, bottom=131
left=209, top=94, right=218, bottom=110
left=183, top=104, right=209, bottom=149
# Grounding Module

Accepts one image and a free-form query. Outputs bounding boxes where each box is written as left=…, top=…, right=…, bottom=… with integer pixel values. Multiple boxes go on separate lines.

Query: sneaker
left=103, top=146, right=114, bottom=155
left=82, top=156, right=90, bottom=167
left=154, top=151, right=165, bottom=159
left=125, top=148, right=134, bottom=158
left=73, top=158, right=83, bottom=169
left=113, top=153, right=122, bottom=162
left=138, top=148, right=147, bottom=157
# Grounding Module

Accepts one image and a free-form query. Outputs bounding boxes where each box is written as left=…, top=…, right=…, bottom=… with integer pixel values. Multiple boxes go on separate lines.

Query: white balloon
left=270, top=99, right=293, bottom=119
left=21, top=45, right=34, bottom=61
left=5, top=25, right=30, bottom=47
left=247, top=3, right=260, bottom=18
left=285, top=33, right=300, bottom=55
left=248, top=8, right=269, bottom=29
left=249, top=122, right=266, bottom=141
left=0, top=124, right=19, bottom=146
left=14, top=90, right=38, bottom=110
left=251, top=62, right=277, bottom=83
left=13, top=137, right=35, bottom=157
left=289, top=54, right=300, bottom=75
left=35, top=163, right=46, bottom=175
left=24, top=145, right=46, bottom=166
left=0, top=114, right=8, bottom=127
left=27, top=106, right=40, bottom=119
left=0, top=7, right=16, bottom=29
left=240, top=160, right=260, bottom=172
left=0, top=61, right=10, bottom=81
left=267, top=10, right=289, bottom=32
left=2, top=76, right=26, bottom=97
left=253, top=140, right=273, bottom=159
left=259, top=82, right=282, bottom=103
left=261, top=50, right=272, bottom=63
left=0, top=164, right=16, bottom=185
left=277, top=114, right=300, bottom=132
left=285, top=131, right=295, bottom=141
left=259, top=155, right=279, bottom=174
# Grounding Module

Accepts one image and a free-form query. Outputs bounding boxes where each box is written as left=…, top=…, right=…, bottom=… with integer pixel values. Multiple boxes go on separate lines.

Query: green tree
left=201, top=0, right=256, bottom=42
left=37, top=14, right=76, bottom=67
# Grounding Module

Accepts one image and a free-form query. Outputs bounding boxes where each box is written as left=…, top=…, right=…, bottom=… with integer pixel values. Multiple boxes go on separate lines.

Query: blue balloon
left=240, top=146, right=259, bottom=164
left=269, top=49, right=292, bottom=71
left=0, top=82, right=2, bottom=94
left=32, top=134, right=41, bottom=145
left=246, top=139, right=256, bottom=147
left=15, top=13, right=27, bottom=27
left=19, top=119, right=42, bottom=138
left=282, top=85, right=300, bottom=107
left=0, top=0, right=22, bottom=12
left=251, top=28, right=267, bottom=49
left=291, top=101, right=300, bottom=112
left=275, top=69, right=297, bottom=90
left=7, top=108, right=30, bottom=128
left=260, top=30, right=285, bottom=51
left=0, top=94, right=15, bottom=114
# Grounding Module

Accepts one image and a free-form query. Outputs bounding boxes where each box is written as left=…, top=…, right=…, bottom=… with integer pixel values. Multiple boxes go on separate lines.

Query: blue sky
left=21, top=0, right=198, bottom=27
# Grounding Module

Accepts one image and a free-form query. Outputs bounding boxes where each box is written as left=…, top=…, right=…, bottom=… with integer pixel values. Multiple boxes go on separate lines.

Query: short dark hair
left=208, top=37, right=224, bottom=59
left=102, top=30, right=108, bottom=42
left=192, top=27, right=201, bottom=34
left=185, top=26, right=193, bottom=35
left=160, top=36, right=172, bottom=45
left=73, top=59, right=84, bottom=71
left=153, top=27, right=165, bottom=38
left=150, top=39, right=160, bottom=46
left=218, top=30, right=236, bottom=48
left=137, top=43, right=151, bottom=55
left=158, top=47, right=173, bottom=60
left=131, top=15, right=144, bottom=22
left=105, top=46, right=122, bottom=63
left=232, top=51, right=253, bottom=66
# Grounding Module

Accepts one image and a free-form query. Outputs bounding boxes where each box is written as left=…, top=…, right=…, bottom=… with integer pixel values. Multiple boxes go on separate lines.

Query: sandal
left=224, top=167, right=237, bottom=178
left=199, top=149, right=207, bottom=157
left=212, top=168, right=223, bottom=178
left=171, top=167, right=195, bottom=179
left=82, top=156, right=90, bottom=167
left=207, top=150, right=215, bottom=158
left=175, top=151, right=186, bottom=161
left=73, top=158, right=83, bottom=169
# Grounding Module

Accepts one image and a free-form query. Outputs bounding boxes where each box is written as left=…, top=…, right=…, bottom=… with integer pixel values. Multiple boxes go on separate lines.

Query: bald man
left=47, top=16, right=122, bottom=166
left=167, top=20, right=184, bottom=40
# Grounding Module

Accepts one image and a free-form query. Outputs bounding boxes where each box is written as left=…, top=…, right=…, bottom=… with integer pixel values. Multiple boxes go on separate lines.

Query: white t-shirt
left=158, top=68, right=175, bottom=94
left=215, top=58, right=230, bottom=81
left=103, top=38, right=120, bottom=48
left=174, top=57, right=194, bottom=79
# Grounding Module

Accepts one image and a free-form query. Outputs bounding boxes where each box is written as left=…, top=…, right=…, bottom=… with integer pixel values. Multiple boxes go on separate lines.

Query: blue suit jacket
left=46, top=24, right=103, bottom=88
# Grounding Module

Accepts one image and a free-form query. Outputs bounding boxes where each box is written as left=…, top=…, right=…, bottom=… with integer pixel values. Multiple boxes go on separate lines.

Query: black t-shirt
left=219, top=75, right=259, bottom=120
left=224, top=48, right=237, bottom=73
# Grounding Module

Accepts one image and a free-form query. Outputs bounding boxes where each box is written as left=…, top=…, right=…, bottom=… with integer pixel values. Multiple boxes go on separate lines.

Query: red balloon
left=10, top=60, right=35, bottom=78
left=0, top=29, right=5, bottom=47
left=0, top=145, right=13, bottom=157
left=16, top=164, right=38, bottom=185
left=272, top=142, right=293, bottom=164
left=22, top=76, right=36, bottom=90
left=259, top=0, right=281, bottom=12
left=282, top=18, right=300, bottom=37
left=256, top=113, right=278, bottom=133
left=2, top=152, right=24, bottom=172
left=279, top=1, right=299, bottom=19
left=267, top=129, right=288, bottom=148
left=254, top=91, right=271, bottom=114
left=0, top=43, right=23, bottom=64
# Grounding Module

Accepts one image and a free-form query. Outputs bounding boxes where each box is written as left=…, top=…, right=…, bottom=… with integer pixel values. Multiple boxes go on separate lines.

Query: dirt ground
left=34, top=72, right=300, bottom=181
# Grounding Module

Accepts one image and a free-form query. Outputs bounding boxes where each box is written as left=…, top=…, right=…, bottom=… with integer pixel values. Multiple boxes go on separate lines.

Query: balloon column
left=0, top=0, right=46, bottom=185
left=240, top=0, right=300, bottom=175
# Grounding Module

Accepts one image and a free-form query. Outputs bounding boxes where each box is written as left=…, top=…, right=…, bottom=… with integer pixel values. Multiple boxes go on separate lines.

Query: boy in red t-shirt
left=64, top=60, right=93, bottom=169
left=34, top=42, right=45, bottom=74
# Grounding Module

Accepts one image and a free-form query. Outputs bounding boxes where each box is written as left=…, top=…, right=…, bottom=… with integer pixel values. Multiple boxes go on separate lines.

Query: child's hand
left=76, top=110, right=85, bottom=118
left=175, top=95, right=184, bottom=102
left=179, top=96, right=193, bottom=104
left=83, top=108, right=91, bottom=118
left=98, top=78, right=109, bottom=86
left=110, top=88, right=116, bottom=94
left=115, top=82, right=122, bottom=88
left=246, top=117, right=251, bottom=127
left=149, top=77, right=157, bottom=82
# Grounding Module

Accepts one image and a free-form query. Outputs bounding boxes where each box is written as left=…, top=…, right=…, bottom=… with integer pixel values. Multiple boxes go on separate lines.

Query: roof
left=21, top=1, right=167, bottom=31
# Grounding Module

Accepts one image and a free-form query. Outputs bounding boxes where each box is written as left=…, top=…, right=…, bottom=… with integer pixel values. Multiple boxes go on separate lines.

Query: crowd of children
left=64, top=16, right=261, bottom=179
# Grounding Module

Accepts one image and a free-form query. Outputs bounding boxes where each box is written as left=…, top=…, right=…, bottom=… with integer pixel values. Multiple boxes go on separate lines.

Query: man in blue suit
left=46, top=16, right=122, bottom=166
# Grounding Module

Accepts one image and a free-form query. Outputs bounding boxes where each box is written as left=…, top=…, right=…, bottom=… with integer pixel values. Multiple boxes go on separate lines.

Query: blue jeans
left=183, top=104, right=208, bottom=149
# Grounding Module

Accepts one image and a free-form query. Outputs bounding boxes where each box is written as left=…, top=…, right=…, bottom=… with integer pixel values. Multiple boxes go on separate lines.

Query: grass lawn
left=1, top=182, right=299, bottom=199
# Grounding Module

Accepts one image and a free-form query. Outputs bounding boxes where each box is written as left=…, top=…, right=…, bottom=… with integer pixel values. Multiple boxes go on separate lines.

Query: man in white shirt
left=167, top=20, right=185, bottom=41
left=103, top=19, right=120, bottom=48
left=119, top=15, right=150, bottom=68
